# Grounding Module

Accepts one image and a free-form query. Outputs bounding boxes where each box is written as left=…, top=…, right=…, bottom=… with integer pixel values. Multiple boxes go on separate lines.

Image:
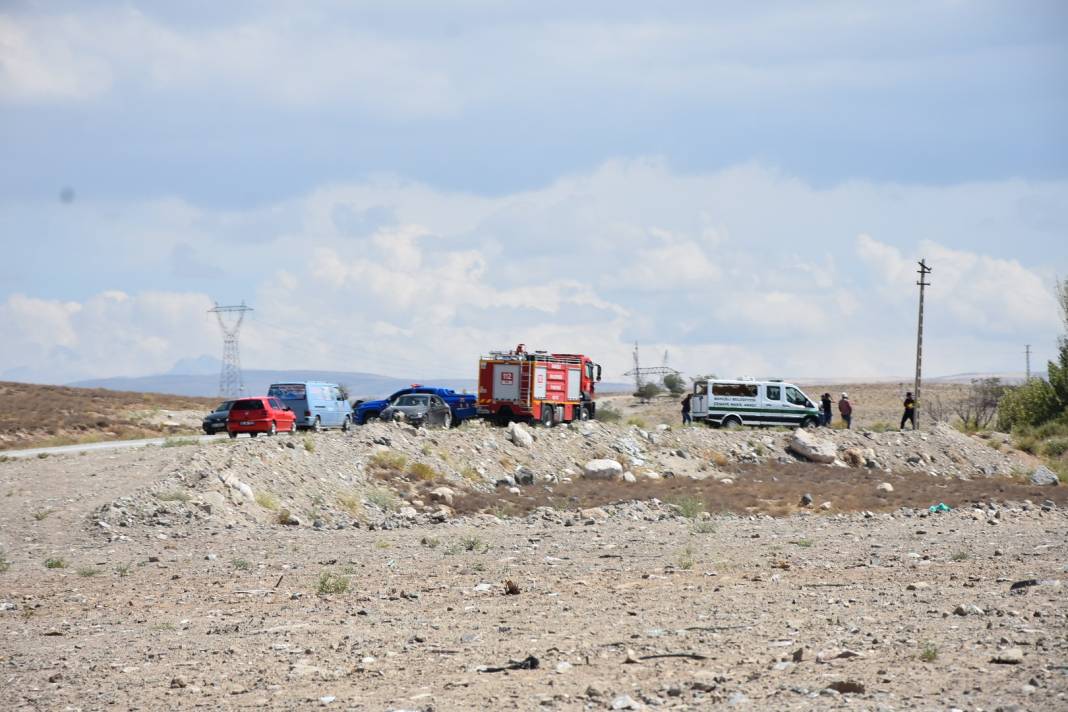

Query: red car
left=227, top=397, right=297, bottom=438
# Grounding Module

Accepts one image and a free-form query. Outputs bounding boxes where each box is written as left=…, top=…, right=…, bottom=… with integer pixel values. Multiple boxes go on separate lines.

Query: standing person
left=821, top=393, right=833, bottom=426
left=838, top=392, right=853, bottom=429
left=681, top=393, right=692, bottom=425
left=900, top=391, right=916, bottom=430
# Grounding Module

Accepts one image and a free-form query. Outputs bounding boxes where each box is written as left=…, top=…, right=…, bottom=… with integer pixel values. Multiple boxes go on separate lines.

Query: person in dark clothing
left=900, top=392, right=916, bottom=430
left=838, top=392, right=852, bottom=429
left=681, top=393, right=692, bottom=425
left=820, top=393, right=832, bottom=426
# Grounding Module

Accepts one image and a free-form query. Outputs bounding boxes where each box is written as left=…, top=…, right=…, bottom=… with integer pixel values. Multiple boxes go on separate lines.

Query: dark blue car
left=354, top=386, right=476, bottom=426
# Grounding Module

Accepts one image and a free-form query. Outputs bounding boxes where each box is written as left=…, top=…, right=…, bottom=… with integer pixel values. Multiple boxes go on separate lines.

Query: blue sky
left=1, top=1, right=1066, bottom=384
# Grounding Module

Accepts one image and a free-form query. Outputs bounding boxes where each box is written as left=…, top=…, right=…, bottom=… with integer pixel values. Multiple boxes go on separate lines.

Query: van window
left=785, top=387, right=808, bottom=406
left=269, top=384, right=306, bottom=399
left=766, top=386, right=781, bottom=401
left=712, top=383, right=758, bottom=398
left=694, top=382, right=708, bottom=396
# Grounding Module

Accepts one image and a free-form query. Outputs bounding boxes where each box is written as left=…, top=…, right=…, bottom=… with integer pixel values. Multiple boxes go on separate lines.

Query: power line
left=1025, top=344, right=1031, bottom=381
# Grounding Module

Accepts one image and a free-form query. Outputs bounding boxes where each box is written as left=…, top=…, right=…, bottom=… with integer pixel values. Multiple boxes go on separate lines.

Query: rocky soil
left=1, top=410, right=1065, bottom=710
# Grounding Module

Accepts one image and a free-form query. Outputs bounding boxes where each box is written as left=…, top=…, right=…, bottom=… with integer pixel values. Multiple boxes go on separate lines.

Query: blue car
left=267, top=381, right=351, bottom=431
left=354, top=386, right=476, bottom=426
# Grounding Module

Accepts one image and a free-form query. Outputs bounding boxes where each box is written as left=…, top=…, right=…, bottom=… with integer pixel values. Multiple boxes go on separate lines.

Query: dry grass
left=451, top=461, right=1068, bottom=517
left=0, top=381, right=216, bottom=451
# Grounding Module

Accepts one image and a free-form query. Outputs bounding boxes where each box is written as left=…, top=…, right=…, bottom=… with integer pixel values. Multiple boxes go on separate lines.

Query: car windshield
left=231, top=399, right=264, bottom=410
left=394, top=395, right=429, bottom=407
left=215, top=401, right=233, bottom=412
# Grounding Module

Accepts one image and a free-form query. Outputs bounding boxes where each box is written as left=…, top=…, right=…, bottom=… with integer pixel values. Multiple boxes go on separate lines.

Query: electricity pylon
left=209, top=302, right=253, bottom=398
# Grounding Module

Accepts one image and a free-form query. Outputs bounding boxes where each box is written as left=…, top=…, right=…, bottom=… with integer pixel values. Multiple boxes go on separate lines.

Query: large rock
left=429, top=487, right=455, bottom=506
left=787, top=429, right=837, bottom=464
left=507, top=422, right=534, bottom=448
left=1030, top=466, right=1059, bottom=486
left=583, top=459, right=623, bottom=480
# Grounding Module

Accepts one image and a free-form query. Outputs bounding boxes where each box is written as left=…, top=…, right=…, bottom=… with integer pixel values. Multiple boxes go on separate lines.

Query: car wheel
left=442, top=411, right=452, bottom=429
left=541, top=404, right=555, bottom=427
left=268, top=421, right=277, bottom=436
left=313, top=416, right=322, bottom=433
left=289, top=420, right=297, bottom=434
left=342, top=416, right=350, bottom=432
left=229, top=432, right=237, bottom=439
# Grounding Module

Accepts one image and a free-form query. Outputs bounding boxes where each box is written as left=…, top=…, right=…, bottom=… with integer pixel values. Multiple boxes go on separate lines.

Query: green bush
left=595, top=405, right=622, bottom=423
left=1040, top=436, right=1068, bottom=458
left=998, top=379, right=1061, bottom=431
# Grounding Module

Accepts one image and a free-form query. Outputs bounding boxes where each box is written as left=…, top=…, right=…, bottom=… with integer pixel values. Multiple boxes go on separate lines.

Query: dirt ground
left=1, top=415, right=1065, bottom=711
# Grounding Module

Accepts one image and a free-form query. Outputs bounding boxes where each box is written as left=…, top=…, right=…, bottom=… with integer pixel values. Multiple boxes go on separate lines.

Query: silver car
left=381, top=394, right=453, bottom=428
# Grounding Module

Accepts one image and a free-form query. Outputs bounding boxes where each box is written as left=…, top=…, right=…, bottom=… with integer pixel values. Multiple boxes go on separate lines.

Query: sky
left=1, top=1, right=1067, bottom=385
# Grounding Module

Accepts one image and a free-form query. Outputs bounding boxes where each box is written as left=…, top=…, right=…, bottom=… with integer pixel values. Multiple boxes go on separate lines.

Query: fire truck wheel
left=577, top=406, right=589, bottom=421
left=541, top=405, right=555, bottom=427
left=495, top=409, right=512, bottom=427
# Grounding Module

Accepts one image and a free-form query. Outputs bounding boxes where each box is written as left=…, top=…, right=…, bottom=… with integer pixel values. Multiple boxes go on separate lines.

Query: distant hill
left=68, top=370, right=479, bottom=400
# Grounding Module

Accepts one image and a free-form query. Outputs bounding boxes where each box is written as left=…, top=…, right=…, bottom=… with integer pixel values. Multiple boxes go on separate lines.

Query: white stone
left=583, top=459, right=624, bottom=480
left=787, top=429, right=837, bottom=464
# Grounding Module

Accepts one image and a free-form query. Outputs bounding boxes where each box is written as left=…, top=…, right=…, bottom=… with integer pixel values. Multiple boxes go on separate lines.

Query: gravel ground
left=0, top=415, right=1065, bottom=711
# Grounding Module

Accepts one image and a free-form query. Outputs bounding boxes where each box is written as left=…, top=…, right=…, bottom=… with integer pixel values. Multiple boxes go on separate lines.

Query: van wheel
left=722, top=416, right=742, bottom=430
left=342, top=416, right=350, bottom=432
left=268, top=421, right=277, bottom=436
left=801, top=416, right=817, bottom=429
left=312, top=416, right=322, bottom=433
left=229, top=432, right=237, bottom=439
left=541, top=405, right=555, bottom=427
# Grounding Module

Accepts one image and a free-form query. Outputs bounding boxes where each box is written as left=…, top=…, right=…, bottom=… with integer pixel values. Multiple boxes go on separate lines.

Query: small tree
left=997, top=279, right=1068, bottom=431
left=663, top=373, right=686, bottom=396
left=635, top=382, right=663, bottom=403
left=953, top=378, right=1004, bottom=431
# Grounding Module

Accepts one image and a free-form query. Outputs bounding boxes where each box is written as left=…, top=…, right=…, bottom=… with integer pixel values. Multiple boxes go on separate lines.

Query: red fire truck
left=477, top=344, right=602, bottom=426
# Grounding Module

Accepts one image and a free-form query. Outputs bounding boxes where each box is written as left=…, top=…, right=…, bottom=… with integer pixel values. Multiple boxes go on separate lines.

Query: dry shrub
left=407, top=462, right=440, bottom=482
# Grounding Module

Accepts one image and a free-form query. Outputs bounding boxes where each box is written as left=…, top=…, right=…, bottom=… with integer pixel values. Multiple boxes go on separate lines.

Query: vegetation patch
left=255, top=491, right=280, bottom=510
left=316, top=571, right=350, bottom=595
left=44, top=557, right=67, bottom=569
left=407, top=461, right=440, bottom=482
left=365, top=487, right=400, bottom=512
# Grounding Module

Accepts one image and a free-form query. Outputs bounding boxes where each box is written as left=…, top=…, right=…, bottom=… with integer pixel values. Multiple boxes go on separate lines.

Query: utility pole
left=209, top=302, right=253, bottom=398
left=1025, top=344, right=1031, bottom=381
left=913, top=259, right=932, bottom=429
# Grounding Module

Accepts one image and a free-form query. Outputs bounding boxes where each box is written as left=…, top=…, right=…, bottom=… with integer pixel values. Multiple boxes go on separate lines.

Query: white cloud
left=1, top=159, right=1065, bottom=383
left=856, top=235, right=1060, bottom=335
left=0, top=290, right=218, bottom=382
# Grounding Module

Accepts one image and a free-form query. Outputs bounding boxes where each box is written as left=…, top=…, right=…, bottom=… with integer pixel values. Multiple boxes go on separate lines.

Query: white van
left=690, top=378, right=820, bottom=428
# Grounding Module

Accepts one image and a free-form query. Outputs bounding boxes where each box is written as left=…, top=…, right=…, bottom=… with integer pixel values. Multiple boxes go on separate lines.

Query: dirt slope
left=0, top=381, right=218, bottom=451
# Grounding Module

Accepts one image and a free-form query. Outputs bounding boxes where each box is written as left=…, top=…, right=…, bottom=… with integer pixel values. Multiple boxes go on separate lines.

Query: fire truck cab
left=477, top=344, right=602, bottom=426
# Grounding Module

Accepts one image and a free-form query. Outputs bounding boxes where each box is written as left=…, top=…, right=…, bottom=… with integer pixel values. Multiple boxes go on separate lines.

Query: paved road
left=1, top=433, right=226, bottom=459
